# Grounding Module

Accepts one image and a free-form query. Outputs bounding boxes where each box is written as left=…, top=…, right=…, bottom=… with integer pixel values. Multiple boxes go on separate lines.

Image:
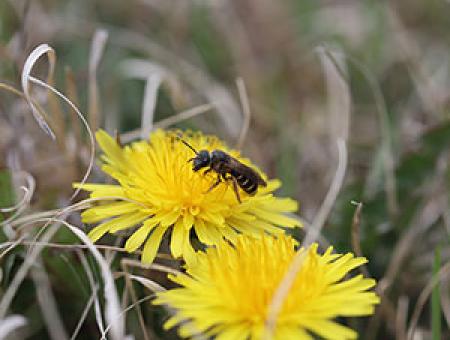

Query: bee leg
left=203, top=168, right=213, bottom=176
left=230, top=177, right=242, bottom=204
left=205, top=175, right=222, bottom=193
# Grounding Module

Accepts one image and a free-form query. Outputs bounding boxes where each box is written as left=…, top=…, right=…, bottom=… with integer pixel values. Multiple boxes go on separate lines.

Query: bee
left=178, top=138, right=267, bottom=203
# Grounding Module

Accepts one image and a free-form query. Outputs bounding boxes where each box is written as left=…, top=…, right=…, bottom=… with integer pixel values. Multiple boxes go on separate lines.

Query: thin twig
left=350, top=200, right=370, bottom=277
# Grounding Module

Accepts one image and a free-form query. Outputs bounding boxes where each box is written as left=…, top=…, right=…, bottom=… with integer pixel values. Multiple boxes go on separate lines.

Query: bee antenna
left=176, top=134, right=198, bottom=155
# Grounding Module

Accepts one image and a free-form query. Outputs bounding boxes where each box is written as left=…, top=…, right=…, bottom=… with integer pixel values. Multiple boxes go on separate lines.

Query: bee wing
left=256, top=174, right=267, bottom=187
left=231, top=158, right=267, bottom=187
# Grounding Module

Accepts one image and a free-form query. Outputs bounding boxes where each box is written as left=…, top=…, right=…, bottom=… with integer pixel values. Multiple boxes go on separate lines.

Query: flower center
left=181, top=205, right=200, bottom=216
left=189, top=206, right=200, bottom=216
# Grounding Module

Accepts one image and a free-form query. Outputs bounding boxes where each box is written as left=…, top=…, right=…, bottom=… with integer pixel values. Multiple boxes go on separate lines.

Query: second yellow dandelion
left=154, top=234, right=380, bottom=340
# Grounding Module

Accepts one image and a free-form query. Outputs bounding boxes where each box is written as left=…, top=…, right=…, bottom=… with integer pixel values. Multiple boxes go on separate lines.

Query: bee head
left=177, top=136, right=211, bottom=171
left=192, top=150, right=211, bottom=171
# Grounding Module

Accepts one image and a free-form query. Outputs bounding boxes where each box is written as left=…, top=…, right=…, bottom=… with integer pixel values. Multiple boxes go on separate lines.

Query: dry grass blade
left=121, top=258, right=182, bottom=276
left=56, top=219, right=125, bottom=340
left=100, top=296, right=154, bottom=340
left=119, top=59, right=166, bottom=139
left=88, top=29, right=108, bottom=133
left=0, top=82, right=51, bottom=141
left=350, top=201, right=370, bottom=277
left=10, top=196, right=143, bottom=232
left=28, top=76, right=95, bottom=201
left=0, top=241, right=136, bottom=255
left=235, top=77, right=251, bottom=149
left=65, top=67, right=83, bottom=150
left=110, top=29, right=241, bottom=136
left=153, top=103, right=214, bottom=130
left=0, top=214, right=124, bottom=339
left=21, top=43, right=56, bottom=139
left=70, top=290, right=97, bottom=340
left=317, top=46, right=350, bottom=141
left=140, top=74, right=162, bottom=139
left=378, top=196, right=445, bottom=295
left=0, top=315, right=27, bottom=339
left=121, top=259, right=150, bottom=340
left=265, top=139, right=348, bottom=338
left=128, top=275, right=165, bottom=293
left=372, top=195, right=446, bottom=338
left=386, top=5, right=445, bottom=117
left=78, top=251, right=105, bottom=335
left=0, top=171, right=35, bottom=229
left=264, top=46, right=351, bottom=337
left=31, top=258, right=69, bottom=340
left=0, top=236, right=26, bottom=260
left=120, top=103, right=213, bottom=143
left=341, top=52, right=398, bottom=217
left=0, top=223, right=60, bottom=319
left=396, top=296, right=409, bottom=340
left=407, top=261, right=450, bottom=340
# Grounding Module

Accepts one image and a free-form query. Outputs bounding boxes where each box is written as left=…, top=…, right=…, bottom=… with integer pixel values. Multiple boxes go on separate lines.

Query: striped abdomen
left=233, top=171, right=258, bottom=195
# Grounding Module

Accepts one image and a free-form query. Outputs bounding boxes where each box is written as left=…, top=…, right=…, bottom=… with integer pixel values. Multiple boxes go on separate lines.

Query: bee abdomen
left=235, top=174, right=257, bottom=195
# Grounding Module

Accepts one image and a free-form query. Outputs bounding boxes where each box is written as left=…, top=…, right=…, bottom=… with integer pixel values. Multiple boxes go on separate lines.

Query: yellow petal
left=81, top=202, right=139, bottom=223
left=251, top=208, right=300, bottom=227
left=72, top=183, right=125, bottom=198
left=183, top=213, right=194, bottom=230
left=88, top=223, right=112, bottom=242
left=183, top=235, right=197, bottom=267
left=215, top=324, right=249, bottom=340
left=96, top=129, right=125, bottom=166
left=87, top=212, right=147, bottom=242
left=142, top=225, right=170, bottom=264
left=158, top=210, right=181, bottom=227
left=299, top=318, right=357, bottom=340
left=109, top=211, right=149, bottom=233
left=170, top=219, right=185, bottom=258
left=194, top=219, right=215, bottom=245
left=125, top=220, right=158, bottom=252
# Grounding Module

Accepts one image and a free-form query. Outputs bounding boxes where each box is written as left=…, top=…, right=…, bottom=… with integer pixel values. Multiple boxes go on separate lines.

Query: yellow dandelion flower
left=153, top=234, right=380, bottom=340
left=74, top=129, right=300, bottom=264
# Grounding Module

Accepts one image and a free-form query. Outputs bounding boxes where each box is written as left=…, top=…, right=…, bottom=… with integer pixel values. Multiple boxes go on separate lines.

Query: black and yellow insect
left=178, top=138, right=267, bottom=203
